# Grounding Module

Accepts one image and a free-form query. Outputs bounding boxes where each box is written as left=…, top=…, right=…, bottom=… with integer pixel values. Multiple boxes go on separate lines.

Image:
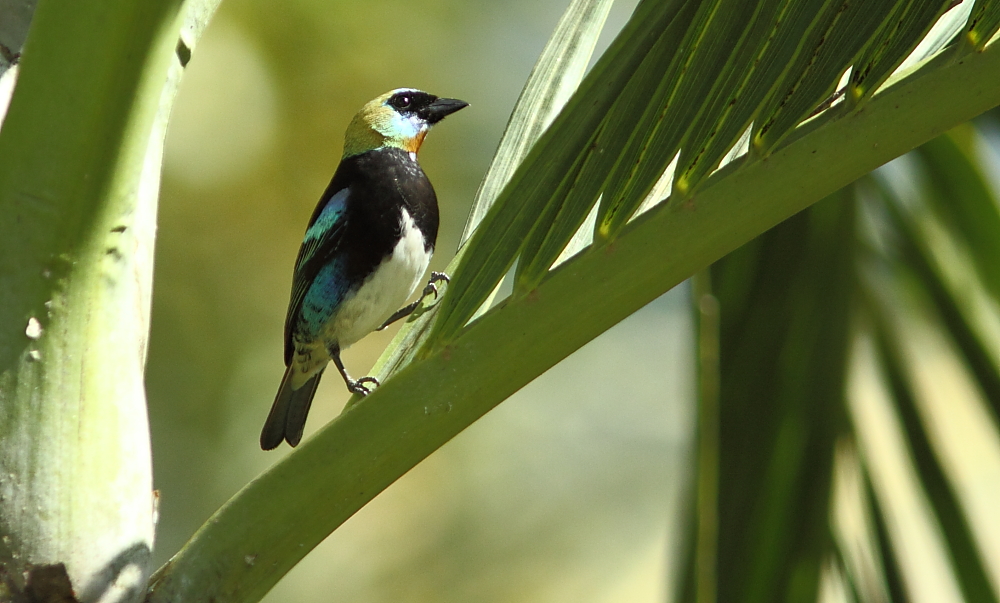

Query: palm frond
left=145, top=2, right=1000, bottom=601
left=685, top=190, right=855, bottom=603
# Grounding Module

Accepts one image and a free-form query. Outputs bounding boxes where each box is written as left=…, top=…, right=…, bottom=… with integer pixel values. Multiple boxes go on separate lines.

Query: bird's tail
left=260, top=366, right=324, bottom=450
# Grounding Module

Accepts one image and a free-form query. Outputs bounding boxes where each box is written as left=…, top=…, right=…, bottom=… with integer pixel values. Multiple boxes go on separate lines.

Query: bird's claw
left=349, top=376, right=380, bottom=396
left=375, top=273, right=452, bottom=332
left=421, top=272, right=450, bottom=301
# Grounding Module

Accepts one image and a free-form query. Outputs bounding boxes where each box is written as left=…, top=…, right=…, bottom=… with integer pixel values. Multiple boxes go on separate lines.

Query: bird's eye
left=391, top=95, right=412, bottom=110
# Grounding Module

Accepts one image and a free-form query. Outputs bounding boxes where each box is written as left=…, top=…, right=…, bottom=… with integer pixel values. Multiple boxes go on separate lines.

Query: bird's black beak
left=419, top=97, right=469, bottom=124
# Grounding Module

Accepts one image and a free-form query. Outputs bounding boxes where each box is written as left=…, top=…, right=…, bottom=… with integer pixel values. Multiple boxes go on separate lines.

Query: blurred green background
left=149, top=0, right=697, bottom=600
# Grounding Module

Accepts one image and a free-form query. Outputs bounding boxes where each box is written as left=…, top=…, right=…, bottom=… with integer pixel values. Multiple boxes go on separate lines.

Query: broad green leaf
left=754, top=0, right=900, bottom=153
left=857, top=149, right=1000, bottom=600
left=704, top=191, right=853, bottom=603
left=867, top=295, right=999, bottom=603
left=848, top=330, right=967, bottom=603
left=916, top=131, right=1000, bottom=305
left=672, top=0, right=906, bottom=192
left=430, top=0, right=693, bottom=345
left=594, top=0, right=762, bottom=239
left=459, top=0, right=615, bottom=247
left=514, top=0, right=700, bottom=289
left=850, top=1, right=954, bottom=105
left=964, top=0, right=1000, bottom=51
left=876, top=136, right=1000, bottom=425
left=671, top=0, right=809, bottom=194
left=902, top=0, right=976, bottom=70
left=884, top=192, right=1000, bottom=434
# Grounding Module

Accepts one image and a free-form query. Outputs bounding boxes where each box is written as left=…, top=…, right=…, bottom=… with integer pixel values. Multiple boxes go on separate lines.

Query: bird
left=260, top=88, right=467, bottom=450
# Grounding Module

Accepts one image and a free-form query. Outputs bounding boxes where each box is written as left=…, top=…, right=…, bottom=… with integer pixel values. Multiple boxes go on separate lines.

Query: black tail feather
left=260, top=366, right=324, bottom=450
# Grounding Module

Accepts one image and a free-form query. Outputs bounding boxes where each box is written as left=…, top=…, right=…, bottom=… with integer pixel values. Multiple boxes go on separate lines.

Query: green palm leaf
left=687, top=121, right=1000, bottom=602
left=5, top=0, right=997, bottom=601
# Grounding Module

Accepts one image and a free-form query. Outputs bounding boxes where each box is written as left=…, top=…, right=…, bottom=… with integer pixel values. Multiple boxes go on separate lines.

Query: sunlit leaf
left=850, top=1, right=954, bottom=104
left=431, top=0, right=693, bottom=344
left=964, top=0, right=1000, bottom=51
left=459, top=0, right=615, bottom=247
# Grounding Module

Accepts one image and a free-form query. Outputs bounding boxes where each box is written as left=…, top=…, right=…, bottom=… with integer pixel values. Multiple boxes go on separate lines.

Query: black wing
left=283, top=186, right=350, bottom=365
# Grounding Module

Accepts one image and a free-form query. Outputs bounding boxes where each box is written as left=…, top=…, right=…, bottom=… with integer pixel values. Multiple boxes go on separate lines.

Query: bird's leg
left=330, top=345, right=379, bottom=396
left=376, top=272, right=450, bottom=331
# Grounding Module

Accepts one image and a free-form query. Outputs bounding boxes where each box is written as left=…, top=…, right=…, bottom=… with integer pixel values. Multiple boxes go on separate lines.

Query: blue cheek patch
left=377, top=110, right=424, bottom=141
left=299, top=261, right=349, bottom=339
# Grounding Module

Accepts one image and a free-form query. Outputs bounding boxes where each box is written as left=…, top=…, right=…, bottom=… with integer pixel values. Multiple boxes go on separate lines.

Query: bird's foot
left=420, top=283, right=440, bottom=302
left=375, top=272, right=452, bottom=331
left=419, top=272, right=450, bottom=302
left=348, top=376, right=380, bottom=396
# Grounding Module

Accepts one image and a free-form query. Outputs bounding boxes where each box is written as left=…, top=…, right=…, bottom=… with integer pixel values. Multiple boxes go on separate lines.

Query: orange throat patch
left=404, top=130, right=427, bottom=153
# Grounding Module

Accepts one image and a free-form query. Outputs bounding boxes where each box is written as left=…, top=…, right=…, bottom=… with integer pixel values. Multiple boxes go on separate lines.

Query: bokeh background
left=149, top=0, right=697, bottom=600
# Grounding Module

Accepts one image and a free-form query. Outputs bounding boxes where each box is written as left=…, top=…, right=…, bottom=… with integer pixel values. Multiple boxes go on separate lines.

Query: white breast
left=324, top=209, right=432, bottom=348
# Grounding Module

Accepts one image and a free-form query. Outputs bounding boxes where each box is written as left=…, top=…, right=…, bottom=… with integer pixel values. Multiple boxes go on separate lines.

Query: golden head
left=342, top=89, right=468, bottom=159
